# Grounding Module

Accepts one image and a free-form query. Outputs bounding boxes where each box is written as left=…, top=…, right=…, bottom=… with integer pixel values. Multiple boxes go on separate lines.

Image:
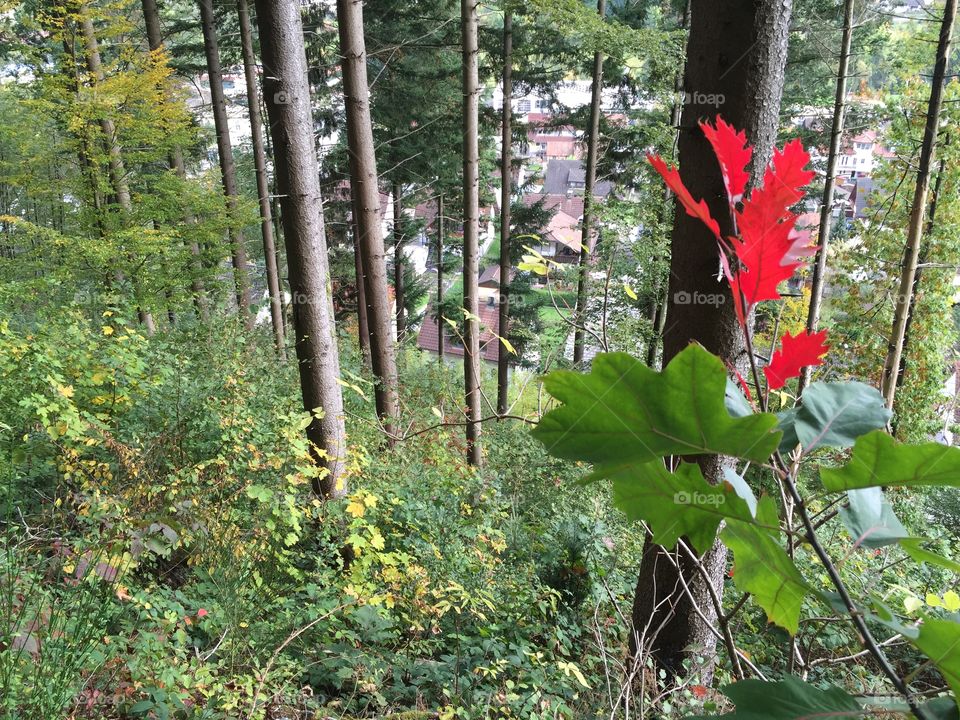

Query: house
left=543, top=158, right=613, bottom=197
left=416, top=287, right=503, bottom=364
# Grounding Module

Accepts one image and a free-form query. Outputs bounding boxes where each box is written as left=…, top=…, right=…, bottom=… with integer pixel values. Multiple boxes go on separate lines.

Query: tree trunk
left=393, top=182, right=406, bottom=341
left=798, top=0, right=856, bottom=395
left=238, top=0, right=286, bottom=357
left=572, top=0, right=605, bottom=366
left=437, top=193, right=445, bottom=363
left=646, top=0, right=690, bottom=370
left=141, top=0, right=209, bottom=321
left=496, top=10, right=513, bottom=415
left=462, top=0, right=482, bottom=466
left=79, top=7, right=156, bottom=336
left=895, top=153, right=946, bottom=401
left=881, top=0, right=957, bottom=410
left=256, top=0, right=347, bottom=497
left=352, top=204, right=372, bottom=364
left=199, top=0, right=252, bottom=328
left=630, top=0, right=794, bottom=679
left=337, top=0, right=400, bottom=438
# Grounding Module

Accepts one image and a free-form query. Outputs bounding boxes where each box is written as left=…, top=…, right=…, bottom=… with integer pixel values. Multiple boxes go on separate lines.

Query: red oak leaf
left=729, top=138, right=815, bottom=305
left=647, top=154, right=721, bottom=239
left=764, top=329, right=830, bottom=390
left=701, top=117, right=752, bottom=204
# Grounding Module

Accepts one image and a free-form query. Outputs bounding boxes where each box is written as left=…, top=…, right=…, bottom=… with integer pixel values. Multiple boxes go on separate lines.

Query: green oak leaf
left=720, top=496, right=810, bottom=634
left=533, top=345, right=781, bottom=466
left=686, top=676, right=865, bottom=719
left=608, top=460, right=755, bottom=554
left=839, top=488, right=909, bottom=548
left=780, top=382, right=890, bottom=454
left=821, top=430, right=960, bottom=492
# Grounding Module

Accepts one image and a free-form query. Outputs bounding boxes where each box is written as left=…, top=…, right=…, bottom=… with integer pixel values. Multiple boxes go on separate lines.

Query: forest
left=2, top=0, right=960, bottom=717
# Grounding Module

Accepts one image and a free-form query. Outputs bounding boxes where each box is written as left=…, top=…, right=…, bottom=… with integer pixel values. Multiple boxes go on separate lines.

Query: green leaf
left=789, top=382, right=890, bottom=454
left=918, top=696, right=960, bottom=720
left=245, top=484, right=274, bottom=503
left=720, top=496, right=810, bottom=634
left=609, top=461, right=755, bottom=553
left=820, top=430, right=960, bottom=492
left=900, top=617, right=960, bottom=703
left=725, top=378, right=753, bottom=419
left=900, top=539, right=960, bottom=574
left=839, top=488, right=909, bottom=548
left=533, top=345, right=781, bottom=467
left=687, top=676, right=864, bottom=719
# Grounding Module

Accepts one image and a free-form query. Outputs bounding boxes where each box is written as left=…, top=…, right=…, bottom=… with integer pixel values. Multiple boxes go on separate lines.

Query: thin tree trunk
left=393, top=182, right=406, bottom=341
left=630, top=0, right=794, bottom=679
left=256, top=0, right=347, bottom=497
left=881, top=0, right=957, bottom=410
left=141, top=0, right=209, bottom=321
left=79, top=7, right=156, bottom=336
left=496, top=10, right=513, bottom=415
left=462, top=0, right=482, bottom=466
left=895, top=149, right=947, bottom=397
left=437, top=193, right=445, bottom=363
left=798, top=0, right=856, bottom=395
left=238, top=0, right=286, bottom=356
left=646, top=0, right=690, bottom=370
left=572, top=0, right=605, bottom=366
left=337, top=0, right=400, bottom=438
left=199, top=0, right=252, bottom=328
left=351, top=204, right=372, bottom=364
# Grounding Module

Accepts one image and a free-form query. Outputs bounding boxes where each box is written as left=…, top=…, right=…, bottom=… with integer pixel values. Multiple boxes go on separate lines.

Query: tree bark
left=437, top=193, right=445, bottom=363
left=337, top=0, right=400, bottom=437
left=79, top=7, right=156, bottom=336
left=393, top=182, right=406, bottom=340
left=256, top=0, right=347, bottom=497
left=141, top=0, right=209, bottom=321
left=572, top=0, right=605, bottom=366
left=496, top=10, right=513, bottom=415
left=630, top=0, right=794, bottom=679
left=798, top=0, right=856, bottom=395
left=352, top=204, right=372, bottom=365
left=238, top=0, right=286, bottom=356
left=199, top=0, right=252, bottom=328
left=646, top=0, right=690, bottom=370
left=881, top=0, right=957, bottom=410
left=462, top=0, right=482, bottom=466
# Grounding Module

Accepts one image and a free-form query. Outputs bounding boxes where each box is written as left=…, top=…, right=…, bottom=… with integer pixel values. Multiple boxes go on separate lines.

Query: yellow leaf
left=926, top=593, right=943, bottom=608
left=432, top=407, right=443, bottom=419
left=904, top=596, right=923, bottom=613
left=944, top=591, right=960, bottom=612
left=57, top=384, right=75, bottom=398
left=496, top=334, right=516, bottom=355
left=623, top=283, right=638, bottom=301
left=102, top=326, right=114, bottom=336
left=346, top=500, right=366, bottom=518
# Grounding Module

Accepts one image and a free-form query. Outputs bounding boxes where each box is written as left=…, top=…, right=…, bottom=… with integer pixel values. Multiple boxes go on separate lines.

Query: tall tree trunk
left=79, top=7, right=156, bottom=336
left=437, top=193, right=445, bottom=363
left=392, top=182, right=406, bottom=341
left=141, top=0, right=209, bottom=321
left=256, top=0, right=347, bottom=497
left=895, top=153, right=947, bottom=402
left=630, top=0, right=794, bottom=679
left=798, top=0, right=856, bottom=395
left=238, top=0, right=286, bottom=356
left=572, top=0, right=605, bottom=366
left=881, top=0, right=957, bottom=410
left=462, top=0, right=482, bottom=466
left=199, top=0, right=252, bottom=328
left=352, top=204, right=372, bottom=364
left=496, top=10, right=513, bottom=415
left=646, top=0, right=690, bottom=370
left=337, top=0, right=400, bottom=438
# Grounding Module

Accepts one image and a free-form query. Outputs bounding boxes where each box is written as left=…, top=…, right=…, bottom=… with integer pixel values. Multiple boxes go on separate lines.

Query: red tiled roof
left=522, top=193, right=585, bottom=219
left=417, top=299, right=502, bottom=363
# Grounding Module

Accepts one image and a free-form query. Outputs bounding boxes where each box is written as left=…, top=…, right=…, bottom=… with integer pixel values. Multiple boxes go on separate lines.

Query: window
left=517, top=99, right=531, bottom=112
left=536, top=98, right=549, bottom=110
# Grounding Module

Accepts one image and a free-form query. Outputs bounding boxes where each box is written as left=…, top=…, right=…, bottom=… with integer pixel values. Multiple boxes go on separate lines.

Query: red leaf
left=691, top=684, right=709, bottom=699
left=197, top=608, right=208, bottom=618
left=647, top=154, right=721, bottom=239
left=729, top=139, right=815, bottom=305
left=764, top=329, right=830, bottom=390
left=701, top=117, right=752, bottom=204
